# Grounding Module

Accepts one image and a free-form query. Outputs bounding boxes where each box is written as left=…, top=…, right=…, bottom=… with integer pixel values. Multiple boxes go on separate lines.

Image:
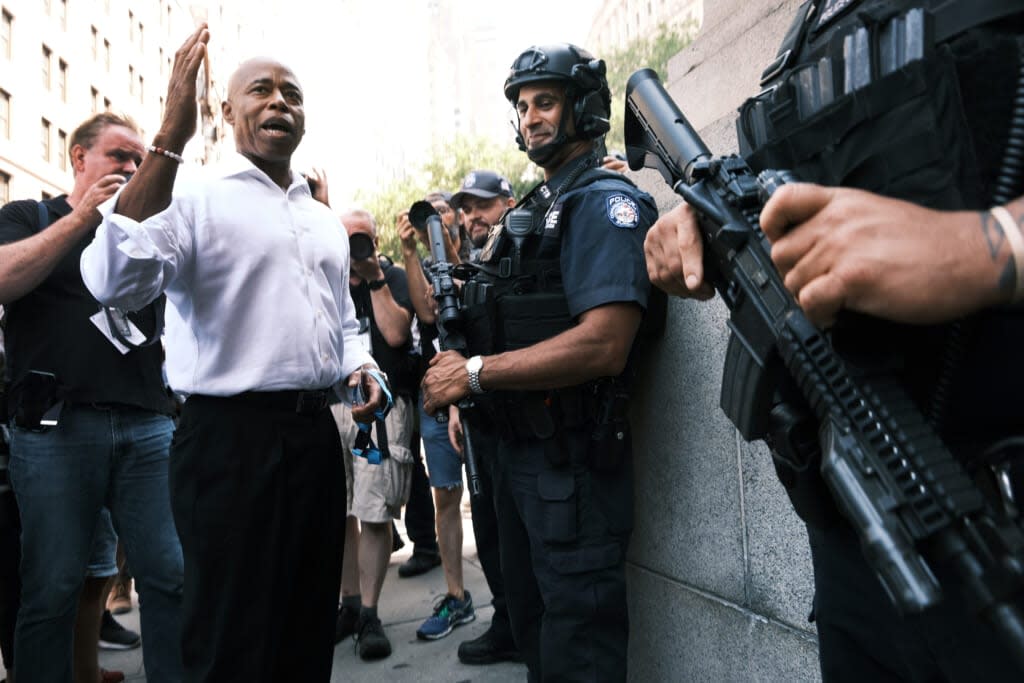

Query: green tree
left=357, top=134, right=542, bottom=259
left=603, top=21, right=698, bottom=155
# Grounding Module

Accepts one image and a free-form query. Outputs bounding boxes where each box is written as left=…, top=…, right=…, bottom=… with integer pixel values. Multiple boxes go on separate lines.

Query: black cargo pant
left=467, top=427, right=512, bottom=641
left=169, top=392, right=345, bottom=683
left=490, top=424, right=633, bottom=682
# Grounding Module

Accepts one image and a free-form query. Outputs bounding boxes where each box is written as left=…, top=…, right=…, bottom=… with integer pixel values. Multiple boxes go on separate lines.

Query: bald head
left=228, top=57, right=302, bottom=101
left=340, top=209, right=377, bottom=239
left=221, top=57, right=305, bottom=185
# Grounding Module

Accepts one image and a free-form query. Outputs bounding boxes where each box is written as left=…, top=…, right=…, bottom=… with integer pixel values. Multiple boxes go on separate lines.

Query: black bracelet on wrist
left=368, top=279, right=388, bottom=291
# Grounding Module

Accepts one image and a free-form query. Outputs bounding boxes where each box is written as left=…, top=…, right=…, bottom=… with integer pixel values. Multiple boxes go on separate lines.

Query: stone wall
left=626, top=2, right=822, bottom=680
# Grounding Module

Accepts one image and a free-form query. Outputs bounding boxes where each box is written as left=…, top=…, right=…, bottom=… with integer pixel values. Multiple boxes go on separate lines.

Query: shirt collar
left=215, top=152, right=311, bottom=196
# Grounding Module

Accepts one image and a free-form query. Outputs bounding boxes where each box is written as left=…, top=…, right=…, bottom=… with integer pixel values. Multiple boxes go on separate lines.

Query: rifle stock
left=624, top=68, right=1024, bottom=667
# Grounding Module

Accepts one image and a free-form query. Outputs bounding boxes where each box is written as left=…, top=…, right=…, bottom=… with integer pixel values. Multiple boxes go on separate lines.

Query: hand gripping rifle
left=409, top=201, right=484, bottom=498
left=624, top=68, right=1024, bottom=667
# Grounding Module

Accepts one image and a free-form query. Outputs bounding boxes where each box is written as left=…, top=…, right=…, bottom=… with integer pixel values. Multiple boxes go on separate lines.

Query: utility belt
left=474, top=379, right=632, bottom=471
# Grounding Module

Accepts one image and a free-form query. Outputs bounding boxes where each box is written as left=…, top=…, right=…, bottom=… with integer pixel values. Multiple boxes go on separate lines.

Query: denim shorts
left=86, top=508, right=118, bottom=578
left=418, top=402, right=463, bottom=490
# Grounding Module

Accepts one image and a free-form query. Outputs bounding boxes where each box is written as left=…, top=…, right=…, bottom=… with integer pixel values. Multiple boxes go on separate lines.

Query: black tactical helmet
left=504, top=43, right=611, bottom=142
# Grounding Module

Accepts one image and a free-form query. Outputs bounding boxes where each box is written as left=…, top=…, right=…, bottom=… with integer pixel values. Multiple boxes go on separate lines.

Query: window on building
left=57, top=129, right=67, bottom=170
left=41, top=191, right=53, bottom=201
left=138, top=75, right=144, bottom=103
left=42, top=45, right=51, bottom=89
left=159, top=47, right=164, bottom=74
left=0, top=89, right=9, bottom=139
left=104, top=38, right=110, bottom=71
left=159, top=96, right=164, bottom=119
left=103, top=97, right=111, bottom=111
left=128, top=65, right=135, bottom=94
left=104, top=0, right=110, bottom=15
left=128, top=10, right=135, bottom=43
left=57, top=0, right=66, bottom=29
left=91, top=26, right=99, bottom=59
left=41, top=118, right=51, bottom=161
left=1, top=9, right=12, bottom=60
left=91, top=86, right=100, bottom=113
left=43, top=0, right=51, bottom=14
left=58, top=59, right=67, bottom=102
left=139, top=23, right=144, bottom=51
left=0, top=171, right=10, bottom=205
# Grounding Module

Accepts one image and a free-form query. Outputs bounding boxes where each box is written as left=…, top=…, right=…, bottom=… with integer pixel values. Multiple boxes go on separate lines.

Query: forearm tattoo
left=979, top=211, right=1016, bottom=296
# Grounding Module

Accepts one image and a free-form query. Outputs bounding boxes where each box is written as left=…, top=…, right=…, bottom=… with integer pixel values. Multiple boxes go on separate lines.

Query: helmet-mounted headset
left=504, top=44, right=611, bottom=162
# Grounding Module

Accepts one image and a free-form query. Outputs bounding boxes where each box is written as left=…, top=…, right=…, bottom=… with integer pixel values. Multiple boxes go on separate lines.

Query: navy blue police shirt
left=529, top=155, right=658, bottom=320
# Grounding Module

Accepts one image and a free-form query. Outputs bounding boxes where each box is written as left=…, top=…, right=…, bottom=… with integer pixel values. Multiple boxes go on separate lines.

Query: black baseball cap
left=450, top=170, right=514, bottom=209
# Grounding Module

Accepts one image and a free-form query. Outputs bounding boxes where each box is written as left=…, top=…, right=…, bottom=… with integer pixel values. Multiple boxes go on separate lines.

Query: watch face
left=467, top=356, right=482, bottom=372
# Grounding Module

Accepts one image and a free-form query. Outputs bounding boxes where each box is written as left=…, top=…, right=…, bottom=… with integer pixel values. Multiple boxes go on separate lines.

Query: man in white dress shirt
left=80, top=26, right=387, bottom=682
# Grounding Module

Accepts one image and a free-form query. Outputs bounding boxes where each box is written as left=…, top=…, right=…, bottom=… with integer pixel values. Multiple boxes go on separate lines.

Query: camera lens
left=349, top=232, right=375, bottom=261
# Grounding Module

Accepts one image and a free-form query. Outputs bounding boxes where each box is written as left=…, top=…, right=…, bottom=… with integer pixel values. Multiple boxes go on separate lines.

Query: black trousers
left=809, top=522, right=1022, bottom=682
left=169, top=394, right=345, bottom=683
left=491, top=426, right=632, bottom=682
left=468, top=427, right=512, bottom=639
left=0, top=492, right=19, bottom=671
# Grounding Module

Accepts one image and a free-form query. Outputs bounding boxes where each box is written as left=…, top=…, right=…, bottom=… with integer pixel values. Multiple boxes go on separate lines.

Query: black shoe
left=98, top=610, right=141, bottom=650
left=355, top=614, right=392, bottom=660
left=334, top=604, right=359, bottom=644
left=397, top=552, right=441, bottom=578
left=457, top=626, right=522, bottom=665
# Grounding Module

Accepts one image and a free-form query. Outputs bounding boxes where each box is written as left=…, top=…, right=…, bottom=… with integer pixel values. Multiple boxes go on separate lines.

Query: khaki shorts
left=331, top=395, right=413, bottom=524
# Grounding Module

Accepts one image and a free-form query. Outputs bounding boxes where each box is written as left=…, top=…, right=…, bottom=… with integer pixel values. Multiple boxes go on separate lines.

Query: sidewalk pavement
left=95, top=499, right=527, bottom=682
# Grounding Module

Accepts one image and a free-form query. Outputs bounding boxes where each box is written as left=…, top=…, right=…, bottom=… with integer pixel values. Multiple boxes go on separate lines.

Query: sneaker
left=100, top=668, right=126, bottom=683
left=457, top=626, right=522, bottom=665
left=98, top=610, right=141, bottom=650
left=106, top=577, right=133, bottom=615
left=416, top=591, right=475, bottom=641
left=334, top=604, right=359, bottom=644
left=397, top=552, right=441, bottom=578
left=355, top=614, right=392, bottom=660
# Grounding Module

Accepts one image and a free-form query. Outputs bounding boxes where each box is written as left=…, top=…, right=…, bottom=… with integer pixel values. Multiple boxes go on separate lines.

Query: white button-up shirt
left=80, top=153, right=374, bottom=397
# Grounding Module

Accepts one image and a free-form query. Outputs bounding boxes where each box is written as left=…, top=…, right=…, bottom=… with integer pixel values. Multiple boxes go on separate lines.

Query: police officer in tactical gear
left=646, top=2, right=1024, bottom=680
left=421, top=43, right=658, bottom=681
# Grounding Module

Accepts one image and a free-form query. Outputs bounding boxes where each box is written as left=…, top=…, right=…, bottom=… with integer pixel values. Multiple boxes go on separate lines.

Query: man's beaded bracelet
left=147, top=145, right=184, bottom=164
left=989, top=206, right=1024, bottom=302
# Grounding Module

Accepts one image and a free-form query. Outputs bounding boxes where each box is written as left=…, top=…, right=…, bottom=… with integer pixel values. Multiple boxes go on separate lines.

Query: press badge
left=89, top=309, right=147, bottom=355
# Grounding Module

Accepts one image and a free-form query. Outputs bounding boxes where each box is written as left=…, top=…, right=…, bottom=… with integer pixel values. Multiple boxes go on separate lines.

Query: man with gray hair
left=331, top=208, right=417, bottom=660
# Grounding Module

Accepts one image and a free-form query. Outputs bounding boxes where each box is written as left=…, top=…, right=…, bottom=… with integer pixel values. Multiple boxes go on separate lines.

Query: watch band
left=467, top=355, right=485, bottom=394
left=367, top=278, right=388, bottom=291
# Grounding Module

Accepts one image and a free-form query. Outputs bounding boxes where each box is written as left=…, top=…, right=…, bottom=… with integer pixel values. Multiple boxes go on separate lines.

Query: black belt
left=229, top=388, right=331, bottom=416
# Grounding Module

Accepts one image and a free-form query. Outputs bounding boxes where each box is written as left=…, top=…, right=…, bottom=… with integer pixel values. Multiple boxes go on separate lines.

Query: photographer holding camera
left=0, top=112, right=182, bottom=682
left=330, top=208, right=417, bottom=661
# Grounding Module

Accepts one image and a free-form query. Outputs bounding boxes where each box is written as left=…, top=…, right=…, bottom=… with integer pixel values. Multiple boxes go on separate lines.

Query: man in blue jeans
left=0, top=112, right=183, bottom=682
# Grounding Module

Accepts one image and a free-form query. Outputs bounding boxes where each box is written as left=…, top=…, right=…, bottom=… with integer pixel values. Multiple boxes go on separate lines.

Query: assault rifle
left=408, top=201, right=484, bottom=498
left=624, top=68, right=1024, bottom=666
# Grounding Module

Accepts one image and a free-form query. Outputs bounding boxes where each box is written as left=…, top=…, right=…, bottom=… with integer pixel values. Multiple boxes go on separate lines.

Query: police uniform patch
left=606, top=194, right=639, bottom=229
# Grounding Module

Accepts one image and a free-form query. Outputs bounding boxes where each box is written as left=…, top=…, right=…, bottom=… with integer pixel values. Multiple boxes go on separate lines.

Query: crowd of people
left=2, top=1, right=1024, bottom=681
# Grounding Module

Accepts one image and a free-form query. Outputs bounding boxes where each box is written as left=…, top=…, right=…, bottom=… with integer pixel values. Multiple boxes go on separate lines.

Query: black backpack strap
left=36, top=201, right=49, bottom=232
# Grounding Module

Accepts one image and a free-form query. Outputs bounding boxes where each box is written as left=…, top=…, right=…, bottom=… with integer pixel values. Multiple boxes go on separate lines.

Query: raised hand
left=306, top=167, right=330, bottom=206
left=156, top=24, right=210, bottom=152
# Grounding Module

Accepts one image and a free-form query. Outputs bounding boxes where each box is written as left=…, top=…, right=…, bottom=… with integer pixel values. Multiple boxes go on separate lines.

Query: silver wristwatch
left=466, top=355, right=485, bottom=394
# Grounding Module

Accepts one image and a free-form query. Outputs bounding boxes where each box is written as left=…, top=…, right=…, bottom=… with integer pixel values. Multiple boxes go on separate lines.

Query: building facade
left=0, top=0, right=262, bottom=205
left=588, top=0, right=702, bottom=52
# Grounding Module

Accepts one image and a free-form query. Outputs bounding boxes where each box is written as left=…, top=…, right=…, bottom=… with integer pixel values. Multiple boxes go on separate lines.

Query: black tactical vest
left=738, top=0, right=1024, bottom=451
left=464, top=158, right=648, bottom=356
